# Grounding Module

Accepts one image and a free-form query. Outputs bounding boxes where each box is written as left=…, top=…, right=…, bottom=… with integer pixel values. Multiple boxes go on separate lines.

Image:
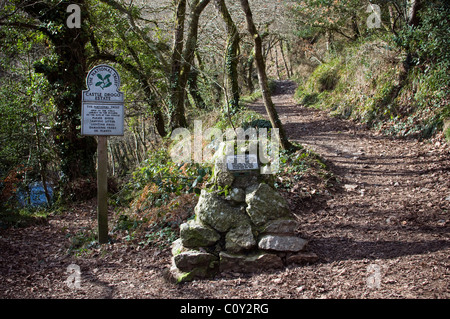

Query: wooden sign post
left=81, top=65, right=124, bottom=244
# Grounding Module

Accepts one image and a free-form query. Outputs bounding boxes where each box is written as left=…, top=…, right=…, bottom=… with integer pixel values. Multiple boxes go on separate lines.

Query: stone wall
left=169, top=159, right=317, bottom=283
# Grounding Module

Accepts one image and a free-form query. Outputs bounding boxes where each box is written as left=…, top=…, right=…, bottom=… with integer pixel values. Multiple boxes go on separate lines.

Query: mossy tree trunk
left=246, top=51, right=255, bottom=93
left=169, top=0, right=188, bottom=130
left=188, top=68, right=206, bottom=109
left=169, top=0, right=211, bottom=131
left=214, top=0, right=240, bottom=113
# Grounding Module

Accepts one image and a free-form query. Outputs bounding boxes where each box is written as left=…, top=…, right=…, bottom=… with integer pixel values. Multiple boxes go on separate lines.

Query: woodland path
left=0, top=80, right=449, bottom=299
left=247, top=80, right=450, bottom=297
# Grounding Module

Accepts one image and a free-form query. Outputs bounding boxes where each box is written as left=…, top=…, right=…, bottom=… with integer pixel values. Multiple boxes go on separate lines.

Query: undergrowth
left=108, top=146, right=212, bottom=249
left=0, top=206, right=49, bottom=229
left=276, top=144, right=335, bottom=196
left=295, top=37, right=449, bottom=139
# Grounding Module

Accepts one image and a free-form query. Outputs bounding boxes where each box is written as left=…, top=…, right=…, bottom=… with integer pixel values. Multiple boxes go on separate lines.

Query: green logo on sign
left=95, top=73, right=112, bottom=89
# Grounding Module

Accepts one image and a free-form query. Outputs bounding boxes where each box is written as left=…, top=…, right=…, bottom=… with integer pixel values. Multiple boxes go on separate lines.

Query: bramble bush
left=109, top=147, right=212, bottom=247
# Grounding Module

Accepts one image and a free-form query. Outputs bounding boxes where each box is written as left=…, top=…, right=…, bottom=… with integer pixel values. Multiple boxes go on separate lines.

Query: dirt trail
left=247, top=80, right=450, bottom=297
left=1, top=81, right=449, bottom=299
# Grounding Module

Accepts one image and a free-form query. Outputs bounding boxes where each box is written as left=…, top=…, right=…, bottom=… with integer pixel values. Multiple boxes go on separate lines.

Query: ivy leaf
left=197, top=168, right=206, bottom=177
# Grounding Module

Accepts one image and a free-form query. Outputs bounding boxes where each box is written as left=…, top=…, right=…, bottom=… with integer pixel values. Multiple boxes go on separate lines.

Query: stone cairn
left=169, top=154, right=317, bottom=283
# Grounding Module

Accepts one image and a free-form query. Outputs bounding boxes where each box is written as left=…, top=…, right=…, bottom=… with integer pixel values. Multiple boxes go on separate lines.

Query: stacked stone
left=169, top=160, right=317, bottom=283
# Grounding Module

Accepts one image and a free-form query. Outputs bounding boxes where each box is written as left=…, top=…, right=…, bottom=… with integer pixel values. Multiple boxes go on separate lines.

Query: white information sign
left=82, top=65, right=124, bottom=136
left=82, top=104, right=124, bottom=136
left=226, top=154, right=259, bottom=171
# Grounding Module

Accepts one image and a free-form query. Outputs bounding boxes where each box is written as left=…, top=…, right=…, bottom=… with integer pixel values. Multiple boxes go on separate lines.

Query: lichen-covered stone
left=171, top=238, right=186, bottom=256
left=231, top=174, right=259, bottom=189
left=173, top=250, right=218, bottom=272
left=258, top=234, right=308, bottom=252
left=245, top=183, right=291, bottom=226
left=169, top=240, right=220, bottom=283
left=195, top=189, right=251, bottom=232
left=179, top=220, right=220, bottom=248
left=169, top=257, right=218, bottom=284
left=261, top=219, right=298, bottom=235
left=225, top=225, right=256, bottom=253
left=213, top=160, right=234, bottom=187
left=169, top=261, right=194, bottom=283
left=226, top=187, right=245, bottom=203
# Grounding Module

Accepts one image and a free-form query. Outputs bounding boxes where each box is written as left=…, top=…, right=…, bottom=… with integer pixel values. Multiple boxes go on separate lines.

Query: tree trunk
left=239, top=0, right=294, bottom=151
left=169, top=0, right=188, bottom=130
left=388, top=5, right=398, bottom=34
left=32, top=114, right=51, bottom=206
left=169, top=0, right=211, bottom=131
left=280, top=39, right=291, bottom=79
left=246, top=51, right=255, bottom=93
left=351, top=14, right=360, bottom=40
left=275, top=41, right=281, bottom=80
left=214, top=0, right=240, bottom=112
left=407, top=0, right=421, bottom=26
left=153, top=107, right=167, bottom=138
left=188, top=67, right=206, bottom=109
